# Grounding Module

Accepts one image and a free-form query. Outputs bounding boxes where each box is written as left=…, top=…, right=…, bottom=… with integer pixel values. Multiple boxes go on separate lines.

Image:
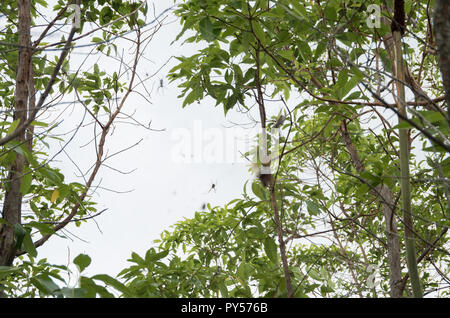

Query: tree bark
left=434, top=0, right=450, bottom=126
left=391, top=0, right=422, bottom=298
left=0, top=0, right=31, bottom=266
left=340, top=121, right=403, bottom=297
left=381, top=5, right=442, bottom=113
left=290, top=40, right=404, bottom=296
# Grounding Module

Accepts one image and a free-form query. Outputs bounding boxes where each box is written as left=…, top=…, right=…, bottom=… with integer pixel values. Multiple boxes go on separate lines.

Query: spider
left=156, top=78, right=166, bottom=95
left=207, top=180, right=217, bottom=193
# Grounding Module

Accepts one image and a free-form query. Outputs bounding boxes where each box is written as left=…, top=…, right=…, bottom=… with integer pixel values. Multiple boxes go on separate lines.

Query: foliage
left=0, top=0, right=448, bottom=298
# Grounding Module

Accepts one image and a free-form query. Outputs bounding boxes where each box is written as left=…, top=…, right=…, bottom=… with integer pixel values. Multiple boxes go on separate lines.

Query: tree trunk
left=434, top=0, right=450, bottom=126
left=298, top=44, right=405, bottom=296
left=0, top=0, right=31, bottom=266
left=339, top=122, right=403, bottom=297
left=392, top=0, right=423, bottom=298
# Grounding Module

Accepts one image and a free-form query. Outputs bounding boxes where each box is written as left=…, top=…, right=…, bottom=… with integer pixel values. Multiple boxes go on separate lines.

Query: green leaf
left=199, top=17, right=218, bottom=42
left=278, top=49, right=294, bottom=61
left=100, top=6, right=113, bottom=25
left=145, top=249, right=169, bottom=263
left=92, top=274, right=131, bottom=296
left=324, top=6, right=337, bottom=21
left=418, top=110, right=446, bottom=123
left=20, top=166, right=32, bottom=195
left=320, top=284, right=335, bottom=294
left=246, top=226, right=265, bottom=239
left=31, top=121, right=49, bottom=127
left=297, top=41, right=312, bottom=61
left=360, top=170, right=381, bottom=186
left=251, top=180, right=266, bottom=200
left=22, top=228, right=37, bottom=257
left=342, top=74, right=362, bottom=98
left=392, top=120, right=414, bottom=130
left=334, top=69, right=348, bottom=99
left=224, top=93, right=238, bottom=114
left=345, top=91, right=361, bottom=100
left=355, top=183, right=370, bottom=196
left=229, top=39, right=241, bottom=56
left=306, top=200, right=320, bottom=216
left=79, top=276, right=114, bottom=298
left=0, top=266, right=21, bottom=276
left=237, top=262, right=251, bottom=282
left=26, top=221, right=55, bottom=236
left=218, top=282, right=229, bottom=297
left=308, top=268, right=322, bottom=281
left=74, top=254, right=91, bottom=272
left=6, top=119, right=20, bottom=136
left=379, top=49, right=392, bottom=72
left=252, top=21, right=266, bottom=43
left=31, top=274, right=60, bottom=295
left=314, top=41, right=327, bottom=61
left=130, top=251, right=146, bottom=266
left=224, top=70, right=233, bottom=84
left=263, top=237, right=278, bottom=264
left=290, top=1, right=308, bottom=19
left=243, top=68, right=256, bottom=84
left=232, top=64, right=244, bottom=85
left=57, top=287, right=88, bottom=298
left=13, top=224, right=27, bottom=250
left=183, top=87, right=202, bottom=107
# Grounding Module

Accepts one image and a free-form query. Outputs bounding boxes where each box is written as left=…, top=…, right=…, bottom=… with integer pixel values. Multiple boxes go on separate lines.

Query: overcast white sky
left=31, top=1, right=283, bottom=280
